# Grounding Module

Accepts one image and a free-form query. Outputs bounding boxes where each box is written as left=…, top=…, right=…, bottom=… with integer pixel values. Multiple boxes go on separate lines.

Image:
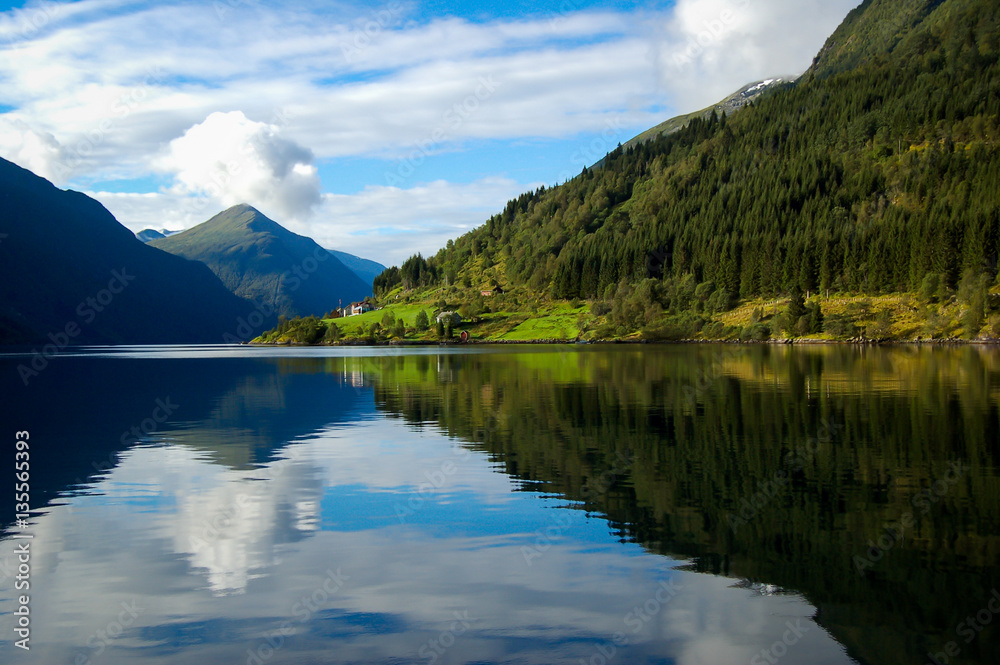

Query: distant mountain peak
left=136, top=228, right=180, bottom=243
left=150, top=206, right=371, bottom=319
left=212, top=203, right=263, bottom=223
left=201, top=204, right=292, bottom=236
left=136, top=228, right=166, bottom=242
left=221, top=203, right=268, bottom=224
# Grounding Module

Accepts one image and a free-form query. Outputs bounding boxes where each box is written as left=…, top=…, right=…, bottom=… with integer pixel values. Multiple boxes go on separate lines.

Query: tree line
left=374, top=0, right=1000, bottom=331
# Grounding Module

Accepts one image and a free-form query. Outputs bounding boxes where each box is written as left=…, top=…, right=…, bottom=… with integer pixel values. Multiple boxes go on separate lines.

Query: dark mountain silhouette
left=0, top=157, right=254, bottom=346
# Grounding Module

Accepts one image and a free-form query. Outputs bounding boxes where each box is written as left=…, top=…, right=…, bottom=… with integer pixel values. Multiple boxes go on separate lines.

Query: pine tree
left=324, top=321, right=341, bottom=344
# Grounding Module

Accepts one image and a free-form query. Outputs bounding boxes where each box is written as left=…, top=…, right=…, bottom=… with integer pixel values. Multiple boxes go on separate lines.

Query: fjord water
left=1, top=345, right=998, bottom=665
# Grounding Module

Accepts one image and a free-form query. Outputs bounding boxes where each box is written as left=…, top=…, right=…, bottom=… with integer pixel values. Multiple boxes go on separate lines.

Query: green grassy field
left=717, top=291, right=999, bottom=341
left=255, top=283, right=1000, bottom=345
left=495, top=302, right=588, bottom=340
left=327, top=302, right=432, bottom=337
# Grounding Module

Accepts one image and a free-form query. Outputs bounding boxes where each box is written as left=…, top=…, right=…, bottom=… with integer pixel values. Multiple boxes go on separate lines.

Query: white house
left=350, top=302, right=373, bottom=316
left=436, top=311, right=461, bottom=325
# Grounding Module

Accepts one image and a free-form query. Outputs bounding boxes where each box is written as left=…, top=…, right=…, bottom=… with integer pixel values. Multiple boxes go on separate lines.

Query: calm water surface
left=1, top=344, right=998, bottom=665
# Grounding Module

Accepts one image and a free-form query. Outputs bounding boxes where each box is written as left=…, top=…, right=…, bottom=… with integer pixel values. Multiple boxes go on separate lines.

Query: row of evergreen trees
left=375, top=0, right=999, bottom=318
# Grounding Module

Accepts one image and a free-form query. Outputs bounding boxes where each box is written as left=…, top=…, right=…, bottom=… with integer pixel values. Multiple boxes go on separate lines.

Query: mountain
left=621, top=76, right=794, bottom=150
left=372, top=0, right=1000, bottom=340
left=808, top=0, right=955, bottom=79
left=150, top=204, right=371, bottom=320
left=136, top=228, right=177, bottom=243
left=137, top=228, right=165, bottom=242
left=0, top=157, right=255, bottom=346
left=327, top=249, right=387, bottom=286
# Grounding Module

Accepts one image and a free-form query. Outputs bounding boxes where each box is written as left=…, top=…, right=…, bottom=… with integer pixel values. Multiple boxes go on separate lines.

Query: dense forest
left=373, top=0, right=1000, bottom=334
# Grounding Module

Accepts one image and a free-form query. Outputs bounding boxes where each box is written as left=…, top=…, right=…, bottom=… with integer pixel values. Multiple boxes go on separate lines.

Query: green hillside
left=151, top=204, right=371, bottom=321
left=809, top=0, right=959, bottom=79
left=260, top=0, right=1000, bottom=345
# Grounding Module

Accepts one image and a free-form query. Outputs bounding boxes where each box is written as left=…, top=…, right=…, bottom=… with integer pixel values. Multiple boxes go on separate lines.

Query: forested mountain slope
left=377, top=0, right=999, bottom=314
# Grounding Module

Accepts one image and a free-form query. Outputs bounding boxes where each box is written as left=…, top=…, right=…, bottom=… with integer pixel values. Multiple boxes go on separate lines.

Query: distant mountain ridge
left=327, top=250, right=386, bottom=287
left=136, top=228, right=177, bottom=242
left=0, top=157, right=254, bottom=346
left=621, top=76, right=794, bottom=150
left=150, top=205, right=371, bottom=320
left=139, top=227, right=383, bottom=287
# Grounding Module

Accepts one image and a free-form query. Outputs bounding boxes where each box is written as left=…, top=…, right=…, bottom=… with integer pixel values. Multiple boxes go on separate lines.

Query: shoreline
left=250, top=337, right=1000, bottom=347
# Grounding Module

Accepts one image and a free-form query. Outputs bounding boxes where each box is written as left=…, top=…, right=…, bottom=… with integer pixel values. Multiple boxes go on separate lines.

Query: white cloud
left=2, top=0, right=863, bottom=262
left=308, top=177, right=532, bottom=264
left=0, top=2, right=864, bottom=162
left=159, top=110, right=322, bottom=220
left=0, top=117, right=66, bottom=182
left=0, top=4, right=667, bottom=180
left=651, top=0, right=859, bottom=110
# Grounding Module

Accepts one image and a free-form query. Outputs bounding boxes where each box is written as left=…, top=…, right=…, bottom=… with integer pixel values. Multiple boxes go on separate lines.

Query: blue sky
left=0, top=0, right=859, bottom=264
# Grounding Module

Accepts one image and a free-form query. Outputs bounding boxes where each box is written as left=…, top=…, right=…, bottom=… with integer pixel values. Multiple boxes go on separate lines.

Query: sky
left=0, top=0, right=860, bottom=266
